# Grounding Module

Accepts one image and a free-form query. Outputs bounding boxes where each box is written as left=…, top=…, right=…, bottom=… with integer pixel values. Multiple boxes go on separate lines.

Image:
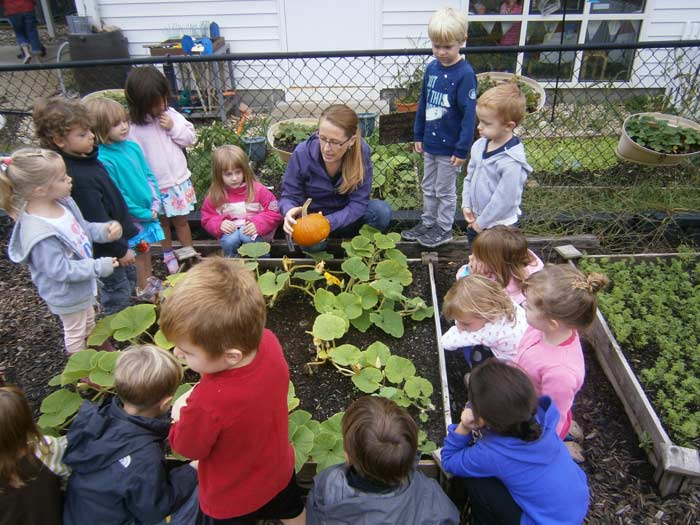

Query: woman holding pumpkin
left=279, top=105, right=392, bottom=246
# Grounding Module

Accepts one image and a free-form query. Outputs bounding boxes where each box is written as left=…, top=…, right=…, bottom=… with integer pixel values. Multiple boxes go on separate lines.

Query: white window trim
left=466, top=0, right=648, bottom=86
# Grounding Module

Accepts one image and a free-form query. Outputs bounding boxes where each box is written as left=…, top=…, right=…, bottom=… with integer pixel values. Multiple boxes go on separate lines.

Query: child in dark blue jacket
left=63, top=345, right=198, bottom=525
left=34, top=97, right=139, bottom=315
left=440, top=359, right=589, bottom=525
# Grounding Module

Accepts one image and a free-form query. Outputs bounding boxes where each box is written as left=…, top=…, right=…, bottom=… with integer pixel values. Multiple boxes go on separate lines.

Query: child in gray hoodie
left=462, top=83, right=533, bottom=245
left=1, top=148, right=120, bottom=354
left=306, top=396, right=459, bottom=525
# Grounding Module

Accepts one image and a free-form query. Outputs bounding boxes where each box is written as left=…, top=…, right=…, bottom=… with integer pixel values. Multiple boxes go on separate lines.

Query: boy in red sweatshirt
left=160, top=257, right=305, bottom=524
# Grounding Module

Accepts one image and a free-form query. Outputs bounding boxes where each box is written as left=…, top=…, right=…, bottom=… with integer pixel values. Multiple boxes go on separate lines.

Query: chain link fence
left=1, top=40, right=699, bottom=251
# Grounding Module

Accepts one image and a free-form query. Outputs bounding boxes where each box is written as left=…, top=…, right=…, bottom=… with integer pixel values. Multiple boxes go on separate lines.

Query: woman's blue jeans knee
left=220, top=230, right=264, bottom=257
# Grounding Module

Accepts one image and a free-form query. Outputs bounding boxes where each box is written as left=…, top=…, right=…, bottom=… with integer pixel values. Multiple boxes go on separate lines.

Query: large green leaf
left=60, top=349, right=99, bottom=384
left=404, top=376, right=434, bottom=399
left=174, top=383, right=194, bottom=401
left=320, top=412, right=344, bottom=435
left=370, top=308, right=404, bottom=338
left=89, top=368, right=115, bottom=387
left=360, top=341, right=391, bottom=368
left=295, top=270, right=325, bottom=282
left=314, top=288, right=337, bottom=314
left=378, top=386, right=411, bottom=407
left=98, top=351, right=119, bottom=372
left=38, top=389, right=83, bottom=430
left=258, top=271, right=289, bottom=295
left=310, top=430, right=345, bottom=472
left=352, top=367, right=383, bottom=393
left=288, top=382, right=301, bottom=413
left=87, top=313, right=117, bottom=346
left=290, top=424, right=315, bottom=472
left=329, top=344, right=362, bottom=367
left=335, top=292, right=363, bottom=320
left=349, top=310, right=372, bottom=332
left=373, top=233, right=396, bottom=250
left=385, top=248, right=407, bottom=264
left=352, top=283, right=378, bottom=309
left=312, top=313, right=348, bottom=341
left=289, top=409, right=314, bottom=430
left=154, top=329, right=174, bottom=349
left=238, top=242, right=271, bottom=258
left=341, top=257, right=370, bottom=281
left=111, top=304, right=157, bottom=341
left=385, top=355, right=416, bottom=384
left=375, top=260, right=412, bottom=286
left=370, top=279, right=405, bottom=301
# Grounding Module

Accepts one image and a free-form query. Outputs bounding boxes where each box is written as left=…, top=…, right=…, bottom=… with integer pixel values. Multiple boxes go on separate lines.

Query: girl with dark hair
left=0, top=385, right=69, bottom=525
left=125, top=65, right=197, bottom=274
left=279, top=104, right=392, bottom=247
left=440, top=360, right=590, bottom=525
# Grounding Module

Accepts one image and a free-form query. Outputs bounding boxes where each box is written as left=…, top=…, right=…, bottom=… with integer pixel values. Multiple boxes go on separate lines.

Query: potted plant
left=81, top=88, right=129, bottom=111
left=476, top=72, right=546, bottom=114
left=616, top=112, right=700, bottom=166
left=393, top=63, right=424, bottom=113
left=238, top=114, right=270, bottom=163
left=266, top=118, right=318, bottom=164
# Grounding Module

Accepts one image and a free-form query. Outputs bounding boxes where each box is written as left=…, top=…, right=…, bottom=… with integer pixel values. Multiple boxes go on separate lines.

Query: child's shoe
left=401, top=222, right=432, bottom=241
left=567, top=420, right=584, bottom=442
left=136, top=276, right=163, bottom=303
left=163, top=250, right=179, bottom=274
left=565, top=441, right=585, bottom=463
left=417, top=226, right=453, bottom=248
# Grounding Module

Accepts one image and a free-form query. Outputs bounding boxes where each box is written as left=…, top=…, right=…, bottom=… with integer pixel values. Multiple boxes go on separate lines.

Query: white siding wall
left=92, top=0, right=283, bottom=57
left=644, top=0, right=700, bottom=41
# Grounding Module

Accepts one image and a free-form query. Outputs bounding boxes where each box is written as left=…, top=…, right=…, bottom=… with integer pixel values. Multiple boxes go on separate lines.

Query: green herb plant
left=624, top=115, right=700, bottom=155
left=477, top=75, right=541, bottom=113
left=580, top=253, right=700, bottom=448
left=367, top=133, right=422, bottom=209
left=189, top=122, right=244, bottom=204
left=273, top=122, right=318, bottom=151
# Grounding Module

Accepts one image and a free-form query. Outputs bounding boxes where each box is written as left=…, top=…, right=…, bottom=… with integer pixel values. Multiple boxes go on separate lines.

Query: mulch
left=1, top=216, right=699, bottom=523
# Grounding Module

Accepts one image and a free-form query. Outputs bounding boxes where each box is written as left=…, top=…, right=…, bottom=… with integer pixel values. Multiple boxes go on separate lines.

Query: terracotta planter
left=395, top=100, right=419, bottom=113
left=616, top=112, right=700, bottom=166
left=267, top=118, right=318, bottom=165
left=476, top=72, right=546, bottom=114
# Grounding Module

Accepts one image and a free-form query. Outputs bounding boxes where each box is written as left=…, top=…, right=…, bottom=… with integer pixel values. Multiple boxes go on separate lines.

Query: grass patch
left=525, top=136, right=620, bottom=173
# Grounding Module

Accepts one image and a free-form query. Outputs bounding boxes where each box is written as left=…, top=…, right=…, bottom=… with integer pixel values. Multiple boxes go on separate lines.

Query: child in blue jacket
left=440, top=359, right=589, bottom=525
left=63, top=345, right=198, bottom=525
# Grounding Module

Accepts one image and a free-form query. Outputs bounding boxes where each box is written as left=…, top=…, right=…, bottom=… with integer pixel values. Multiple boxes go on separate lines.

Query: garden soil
left=1, top=216, right=698, bottom=523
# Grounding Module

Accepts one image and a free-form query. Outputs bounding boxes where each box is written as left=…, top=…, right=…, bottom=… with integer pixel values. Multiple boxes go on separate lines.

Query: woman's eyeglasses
left=319, top=135, right=352, bottom=149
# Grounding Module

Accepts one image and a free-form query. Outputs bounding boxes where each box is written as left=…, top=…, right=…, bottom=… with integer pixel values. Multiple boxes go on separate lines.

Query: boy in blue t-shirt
left=402, top=7, right=477, bottom=248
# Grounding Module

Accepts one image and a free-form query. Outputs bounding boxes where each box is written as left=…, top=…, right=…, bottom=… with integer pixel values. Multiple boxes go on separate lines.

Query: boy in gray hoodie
left=462, top=83, right=533, bottom=245
left=306, top=396, right=459, bottom=525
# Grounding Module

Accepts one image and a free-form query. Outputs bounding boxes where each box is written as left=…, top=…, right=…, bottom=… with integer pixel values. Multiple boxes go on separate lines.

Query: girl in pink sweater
left=457, top=225, right=543, bottom=305
left=201, top=145, right=282, bottom=256
left=515, top=264, right=608, bottom=443
left=125, top=66, right=196, bottom=274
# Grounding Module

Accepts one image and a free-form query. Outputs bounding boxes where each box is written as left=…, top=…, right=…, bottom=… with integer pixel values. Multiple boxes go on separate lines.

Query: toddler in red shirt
left=160, top=257, right=306, bottom=524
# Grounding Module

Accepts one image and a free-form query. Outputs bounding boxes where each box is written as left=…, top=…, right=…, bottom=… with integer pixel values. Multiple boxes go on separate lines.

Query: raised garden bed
left=577, top=253, right=700, bottom=496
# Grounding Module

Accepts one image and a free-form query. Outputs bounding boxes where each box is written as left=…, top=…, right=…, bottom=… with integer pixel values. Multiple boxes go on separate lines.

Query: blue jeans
left=156, top=486, right=199, bottom=525
left=8, top=11, right=43, bottom=54
left=220, top=230, right=265, bottom=257
left=99, top=265, right=136, bottom=315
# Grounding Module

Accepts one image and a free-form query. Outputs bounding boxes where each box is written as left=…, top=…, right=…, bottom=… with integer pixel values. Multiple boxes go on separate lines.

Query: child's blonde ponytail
left=0, top=148, right=63, bottom=218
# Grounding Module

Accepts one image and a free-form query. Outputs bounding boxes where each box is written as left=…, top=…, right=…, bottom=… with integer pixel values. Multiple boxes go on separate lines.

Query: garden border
left=571, top=254, right=700, bottom=496
left=255, top=253, right=452, bottom=483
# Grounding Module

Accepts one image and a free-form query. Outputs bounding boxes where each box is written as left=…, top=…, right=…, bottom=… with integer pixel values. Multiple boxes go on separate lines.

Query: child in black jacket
left=34, top=97, right=138, bottom=314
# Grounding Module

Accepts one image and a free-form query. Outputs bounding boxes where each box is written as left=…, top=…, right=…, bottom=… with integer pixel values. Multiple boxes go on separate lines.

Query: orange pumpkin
left=292, top=198, right=331, bottom=246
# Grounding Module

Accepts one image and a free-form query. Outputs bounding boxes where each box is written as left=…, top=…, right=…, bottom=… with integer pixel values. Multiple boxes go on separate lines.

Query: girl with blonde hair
left=200, top=145, right=282, bottom=256
left=441, top=274, right=527, bottom=368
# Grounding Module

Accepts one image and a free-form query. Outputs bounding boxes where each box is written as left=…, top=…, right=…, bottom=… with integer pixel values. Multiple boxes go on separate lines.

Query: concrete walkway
left=0, top=41, right=68, bottom=67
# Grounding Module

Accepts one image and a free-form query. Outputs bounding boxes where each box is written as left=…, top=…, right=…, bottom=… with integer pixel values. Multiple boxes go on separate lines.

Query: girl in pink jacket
left=515, top=264, right=608, bottom=447
left=457, top=225, right=543, bottom=305
left=125, top=66, right=196, bottom=274
left=201, top=145, right=282, bottom=256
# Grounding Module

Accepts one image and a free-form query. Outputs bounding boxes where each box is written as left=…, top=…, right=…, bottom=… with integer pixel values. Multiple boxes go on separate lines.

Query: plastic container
left=66, top=15, right=91, bottom=34
left=357, top=112, right=378, bottom=137
left=243, top=136, right=267, bottom=163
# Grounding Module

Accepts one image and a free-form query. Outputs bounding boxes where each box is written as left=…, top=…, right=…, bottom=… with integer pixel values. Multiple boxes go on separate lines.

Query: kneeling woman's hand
left=283, top=206, right=302, bottom=235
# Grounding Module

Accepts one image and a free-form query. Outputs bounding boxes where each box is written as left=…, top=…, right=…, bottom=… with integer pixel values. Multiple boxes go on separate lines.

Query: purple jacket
left=278, top=133, right=373, bottom=232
